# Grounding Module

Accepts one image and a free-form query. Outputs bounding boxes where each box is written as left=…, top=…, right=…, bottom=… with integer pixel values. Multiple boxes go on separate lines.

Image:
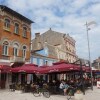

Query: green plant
left=15, top=84, right=21, bottom=90
left=76, top=89, right=82, bottom=94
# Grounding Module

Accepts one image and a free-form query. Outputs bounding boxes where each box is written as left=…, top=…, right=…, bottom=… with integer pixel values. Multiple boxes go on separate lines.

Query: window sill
left=2, top=54, right=10, bottom=57
left=23, top=36, right=28, bottom=39
left=3, top=27, right=11, bottom=32
left=14, top=33, right=20, bottom=36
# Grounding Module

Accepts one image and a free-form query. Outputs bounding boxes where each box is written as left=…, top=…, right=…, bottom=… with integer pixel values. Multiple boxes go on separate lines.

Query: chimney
left=50, top=28, right=52, bottom=30
left=35, top=33, right=40, bottom=38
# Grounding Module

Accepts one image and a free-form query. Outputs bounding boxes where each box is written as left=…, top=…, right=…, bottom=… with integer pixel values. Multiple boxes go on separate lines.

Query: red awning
left=11, top=64, right=38, bottom=73
left=11, top=62, right=92, bottom=74
left=36, top=65, right=51, bottom=74
left=38, top=63, right=91, bottom=74
left=0, top=65, right=11, bottom=73
left=92, top=69, right=100, bottom=72
left=38, top=63, right=76, bottom=74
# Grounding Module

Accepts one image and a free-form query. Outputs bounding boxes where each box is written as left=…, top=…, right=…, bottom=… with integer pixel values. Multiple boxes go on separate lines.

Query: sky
left=0, top=0, right=100, bottom=61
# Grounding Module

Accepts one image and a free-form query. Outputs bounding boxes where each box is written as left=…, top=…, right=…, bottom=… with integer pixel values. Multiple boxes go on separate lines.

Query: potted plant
left=15, top=84, right=22, bottom=93
left=74, top=89, right=84, bottom=100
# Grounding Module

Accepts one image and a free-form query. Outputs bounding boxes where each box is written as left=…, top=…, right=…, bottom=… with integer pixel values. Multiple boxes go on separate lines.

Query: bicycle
left=67, top=86, right=77, bottom=100
left=33, top=85, right=50, bottom=98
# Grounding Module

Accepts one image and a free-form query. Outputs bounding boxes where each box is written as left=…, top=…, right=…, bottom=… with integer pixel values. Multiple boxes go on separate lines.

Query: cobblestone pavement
left=0, top=86, right=100, bottom=100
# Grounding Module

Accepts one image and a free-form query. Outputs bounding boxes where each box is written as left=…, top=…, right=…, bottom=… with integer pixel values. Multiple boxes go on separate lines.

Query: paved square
left=0, top=87, right=100, bottom=100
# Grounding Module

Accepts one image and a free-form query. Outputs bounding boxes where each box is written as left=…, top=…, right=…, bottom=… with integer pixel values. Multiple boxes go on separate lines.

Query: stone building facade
left=0, top=5, right=33, bottom=66
left=92, top=57, right=100, bottom=70
left=32, top=28, right=77, bottom=63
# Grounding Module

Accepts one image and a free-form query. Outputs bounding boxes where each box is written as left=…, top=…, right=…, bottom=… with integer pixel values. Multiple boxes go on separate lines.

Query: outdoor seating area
left=1, top=62, right=100, bottom=94
left=8, top=77, right=96, bottom=96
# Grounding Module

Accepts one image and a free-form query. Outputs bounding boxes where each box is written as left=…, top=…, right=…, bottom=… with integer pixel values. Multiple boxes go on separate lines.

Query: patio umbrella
left=0, top=65, right=11, bottom=73
left=38, top=63, right=75, bottom=74
left=11, top=64, right=38, bottom=73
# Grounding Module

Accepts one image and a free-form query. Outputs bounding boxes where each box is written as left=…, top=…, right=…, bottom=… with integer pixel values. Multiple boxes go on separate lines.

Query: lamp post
left=85, top=21, right=96, bottom=90
left=73, top=59, right=85, bottom=95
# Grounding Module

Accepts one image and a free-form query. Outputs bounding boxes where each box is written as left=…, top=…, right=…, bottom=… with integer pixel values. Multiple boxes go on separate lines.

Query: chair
left=9, top=84, right=15, bottom=91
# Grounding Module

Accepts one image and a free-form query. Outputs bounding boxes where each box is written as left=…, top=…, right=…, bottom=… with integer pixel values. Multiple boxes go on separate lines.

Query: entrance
left=0, top=73, right=6, bottom=89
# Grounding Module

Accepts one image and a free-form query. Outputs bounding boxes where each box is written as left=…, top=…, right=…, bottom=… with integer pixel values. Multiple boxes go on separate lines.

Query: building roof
left=32, top=28, right=75, bottom=49
left=40, top=29, right=65, bottom=45
left=31, top=52, right=58, bottom=60
left=93, top=57, right=100, bottom=63
left=0, top=5, right=34, bottom=24
left=41, top=28, right=76, bottom=44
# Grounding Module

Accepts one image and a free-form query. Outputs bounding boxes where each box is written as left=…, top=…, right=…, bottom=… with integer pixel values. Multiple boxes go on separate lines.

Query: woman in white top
left=59, top=80, right=69, bottom=95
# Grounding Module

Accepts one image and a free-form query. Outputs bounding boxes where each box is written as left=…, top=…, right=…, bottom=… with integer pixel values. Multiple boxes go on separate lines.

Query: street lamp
left=73, top=59, right=85, bottom=95
left=85, top=21, right=96, bottom=90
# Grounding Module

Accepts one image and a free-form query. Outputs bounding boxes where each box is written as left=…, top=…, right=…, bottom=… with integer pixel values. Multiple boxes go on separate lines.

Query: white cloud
left=1, top=0, right=100, bottom=61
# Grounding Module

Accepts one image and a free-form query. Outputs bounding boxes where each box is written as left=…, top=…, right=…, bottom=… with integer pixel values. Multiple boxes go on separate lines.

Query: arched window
left=14, top=23, right=19, bottom=34
left=13, top=43, right=19, bottom=56
left=2, top=41, right=9, bottom=55
left=22, top=46, right=26, bottom=58
left=23, top=27, right=27, bottom=37
left=4, top=19, right=10, bottom=29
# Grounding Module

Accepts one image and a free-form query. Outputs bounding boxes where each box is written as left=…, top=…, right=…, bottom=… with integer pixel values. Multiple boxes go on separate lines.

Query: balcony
left=1, top=55, right=10, bottom=60
left=10, top=56, right=25, bottom=63
left=0, top=56, right=10, bottom=65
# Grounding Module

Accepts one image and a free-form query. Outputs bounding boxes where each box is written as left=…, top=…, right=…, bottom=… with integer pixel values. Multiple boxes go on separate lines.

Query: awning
left=0, top=65, right=11, bottom=73
left=11, top=62, right=91, bottom=74
left=38, top=62, right=91, bottom=74
left=11, top=64, right=38, bottom=73
left=38, top=63, right=78, bottom=74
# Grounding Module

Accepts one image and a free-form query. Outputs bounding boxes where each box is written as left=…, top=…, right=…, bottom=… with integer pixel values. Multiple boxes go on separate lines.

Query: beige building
left=92, top=57, right=100, bottom=70
left=32, top=28, right=78, bottom=63
left=75, top=58, right=90, bottom=66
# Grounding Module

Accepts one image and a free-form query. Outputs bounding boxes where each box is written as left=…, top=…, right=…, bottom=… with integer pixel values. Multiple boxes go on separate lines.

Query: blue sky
left=1, top=0, right=100, bottom=61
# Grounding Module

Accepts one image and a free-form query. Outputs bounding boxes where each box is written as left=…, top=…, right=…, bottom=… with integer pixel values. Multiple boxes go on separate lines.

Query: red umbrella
left=37, top=65, right=51, bottom=74
left=38, top=63, right=75, bottom=74
left=50, top=63, right=73, bottom=72
left=38, top=63, right=91, bottom=74
left=0, top=65, right=11, bottom=73
left=11, top=64, right=38, bottom=73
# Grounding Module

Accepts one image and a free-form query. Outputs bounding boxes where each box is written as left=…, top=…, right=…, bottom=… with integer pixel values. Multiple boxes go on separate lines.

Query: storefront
left=0, top=65, right=11, bottom=89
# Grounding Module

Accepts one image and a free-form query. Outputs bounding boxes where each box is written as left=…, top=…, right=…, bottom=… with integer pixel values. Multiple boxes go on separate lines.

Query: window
left=33, top=58, right=37, bottom=65
left=38, top=42, right=41, bottom=47
left=48, top=61, right=53, bottom=66
left=14, top=23, right=19, bottom=34
left=2, top=41, right=9, bottom=55
left=39, top=59, right=44, bottom=66
left=45, top=60, right=48, bottom=65
left=23, top=27, right=27, bottom=37
left=22, top=46, right=26, bottom=58
left=4, top=19, right=10, bottom=29
left=13, top=43, right=19, bottom=56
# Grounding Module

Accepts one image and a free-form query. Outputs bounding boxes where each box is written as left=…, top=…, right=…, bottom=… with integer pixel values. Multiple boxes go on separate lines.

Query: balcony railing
left=10, top=56, right=25, bottom=62
left=1, top=56, right=10, bottom=60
